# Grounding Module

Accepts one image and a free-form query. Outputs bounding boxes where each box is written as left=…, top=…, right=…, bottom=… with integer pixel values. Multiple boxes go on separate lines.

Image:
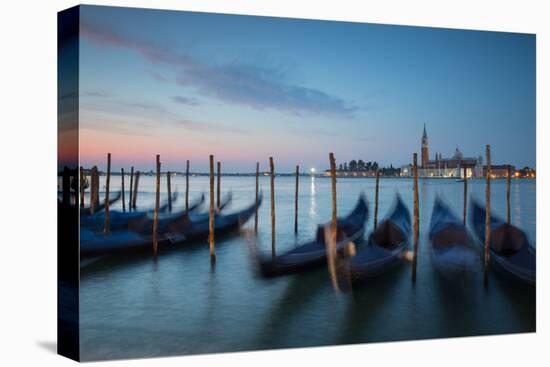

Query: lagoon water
left=79, top=175, right=536, bottom=361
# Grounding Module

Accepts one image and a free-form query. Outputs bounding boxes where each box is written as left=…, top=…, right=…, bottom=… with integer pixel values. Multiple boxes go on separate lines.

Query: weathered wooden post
left=79, top=166, right=85, bottom=208
left=327, top=152, right=339, bottom=292
left=94, top=167, right=100, bottom=211
left=121, top=168, right=126, bottom=212
left=167, top=171, right=172, bottom=212
left=152, top=155, right=161, bottom=256
left=209, top=155, right=216, bottom=263
left=255, top=162, right=259, bottom=233
left=132, top=171, right=140, bottom=209
left=128, top=166, right=134, bottom=211
left=485, top=145, right=492, bottom=276
left=270, top=157, right=276, bottom=257
left=463, top=166, right=467, bottom=225
left=185, top=160, right=190, bottom=212
left=374, top=168, right=380, bottom=229
left=412, top=153, right=419, bottom=282
left=88, top=167, right=94, bottom=212
left=507, top=165, right=511, bottom=225
left=90, top=165, right=99, bottom=214
left=294, top=165, right=299, bottom=234
left=216, top=161, right=221, bottom=212
left=103, top=153, right=111, bottom=234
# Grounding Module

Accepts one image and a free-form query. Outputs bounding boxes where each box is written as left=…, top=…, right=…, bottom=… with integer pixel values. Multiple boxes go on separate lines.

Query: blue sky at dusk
left=78, top=5, right=536, bottom=172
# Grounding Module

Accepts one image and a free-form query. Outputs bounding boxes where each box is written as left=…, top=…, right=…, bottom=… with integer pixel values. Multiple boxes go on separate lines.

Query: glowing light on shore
left=310, top=168, right=316, bottom=174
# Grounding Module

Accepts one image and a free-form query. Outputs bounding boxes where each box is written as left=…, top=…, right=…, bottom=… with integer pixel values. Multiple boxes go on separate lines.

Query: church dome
left=453, top=146, right=463, bottom=160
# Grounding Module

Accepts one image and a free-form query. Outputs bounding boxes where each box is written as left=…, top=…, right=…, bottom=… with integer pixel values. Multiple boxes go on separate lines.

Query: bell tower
left=421, top=123, right=429, bottom=167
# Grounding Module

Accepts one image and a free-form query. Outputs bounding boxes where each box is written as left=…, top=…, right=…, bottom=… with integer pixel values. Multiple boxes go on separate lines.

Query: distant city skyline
left=74, top=5, right=536, bottom=173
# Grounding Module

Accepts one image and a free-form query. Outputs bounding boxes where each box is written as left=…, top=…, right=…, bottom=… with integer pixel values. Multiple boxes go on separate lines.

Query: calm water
left=79, top=176, right=536, bottom=361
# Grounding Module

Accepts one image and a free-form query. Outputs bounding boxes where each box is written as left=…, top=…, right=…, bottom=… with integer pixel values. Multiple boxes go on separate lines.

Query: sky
left=76, top=5, right=536, bottom=173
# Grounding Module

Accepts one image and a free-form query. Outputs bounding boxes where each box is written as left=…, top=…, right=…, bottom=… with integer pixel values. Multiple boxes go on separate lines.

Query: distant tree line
left=338, top=160, right=378, bottom=172
left=337, top=160, right=400, bottom=176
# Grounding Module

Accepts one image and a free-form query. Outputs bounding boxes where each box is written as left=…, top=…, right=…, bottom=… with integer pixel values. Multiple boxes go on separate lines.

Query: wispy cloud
left=81, top=93, right=248, bottom=136
left=82, top=90, right=109, bottom=97
left=172, top=96, right=200, bottom=106
left=81, top=22, right=357, bottom=117
left=148, top=71, right=169, bottom=82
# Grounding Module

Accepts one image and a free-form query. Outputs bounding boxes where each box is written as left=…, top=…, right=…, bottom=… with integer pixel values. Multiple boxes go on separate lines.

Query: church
left=403, top=125, right=483, bottom=178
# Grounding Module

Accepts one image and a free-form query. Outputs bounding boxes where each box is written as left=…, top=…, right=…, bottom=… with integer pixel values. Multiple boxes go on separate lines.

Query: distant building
left=484, top=164, right=516, bottom=178
left=421, top=124, right=429, bottom=168
left=417, top=125, right=483, bottom=178
left=400, top=164, right=413, bottom=177
left=517, top=166, right=536, bottom=178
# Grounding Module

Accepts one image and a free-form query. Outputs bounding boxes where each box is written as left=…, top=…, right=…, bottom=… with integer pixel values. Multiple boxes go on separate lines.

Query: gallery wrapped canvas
left=58, top=4, right=536, bottom=362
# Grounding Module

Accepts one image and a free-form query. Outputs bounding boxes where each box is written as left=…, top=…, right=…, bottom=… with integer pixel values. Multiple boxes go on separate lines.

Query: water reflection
left=513, top=181, right=522, bottom=226
left=309, top=176, right=317, bottom=221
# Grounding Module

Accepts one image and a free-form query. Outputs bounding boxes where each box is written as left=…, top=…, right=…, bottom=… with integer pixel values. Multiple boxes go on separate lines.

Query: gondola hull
left=80, top=197, right=258, bottom=258
left=349, top=195, right=411, bottom=281
left=429, top=198, right=478, bottom=281
left=470, top=201, right=535, bottom=285
left=257, top=195, right=368, bottom=277
left=80, top=194, right=205, bottom=232
left=80, top=191, right=121, bottom=216
left=430, top=243, right=479, bottom=280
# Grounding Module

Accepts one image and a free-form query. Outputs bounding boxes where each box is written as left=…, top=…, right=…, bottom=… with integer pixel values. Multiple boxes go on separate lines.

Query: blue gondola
left=80, top=194, right=256, bottom=258
left=470, top=200, right=535, bottom=285
left=256, top=194, right=368, bottom=277
left=429, top=197, right=478, bottom=280
left=348, top=195, right=410, bottom=280
left=79, top=191, right=121, bottom=216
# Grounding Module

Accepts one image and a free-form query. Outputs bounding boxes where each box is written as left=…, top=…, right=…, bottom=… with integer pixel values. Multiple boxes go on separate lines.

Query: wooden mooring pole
left=507, top=165, right=511, bottom=225
left=327, top=152, right=340, bottom=292
left=412, top=153, right=419, bottom=283
left=79, top=166, right=85, bottom=208
left=270, top=157, right=276, bottom=257
left=185, top=160, right=190, bottom=212
left=167, top=171, right=172, bottom=212
left=485, top=145, right=492, bottom=278
left=463, top=166, right=467, bottom=225
left=121, top=168, right=126, bottom=212
left=152, top=155, right=161, bottom=256
left=103, top=153, right=111, bottom=234
left=217, top=161, right=221, bottom=212
left=132, top=171, right=140, bottom=210
left=255, top=162, right=259, bottom=234
left=90, top=165, right=99, bottom=215
left=294, top=165, right=299, bottom=234
left=374, top=168, right=380, bottom=229
left=128, top=166, right=134, bottom=211
left=93, top=167, right=100, bottom=211
left=88, top=167, right=95, bottom=212
left=209, top=155, right=216, bottom=263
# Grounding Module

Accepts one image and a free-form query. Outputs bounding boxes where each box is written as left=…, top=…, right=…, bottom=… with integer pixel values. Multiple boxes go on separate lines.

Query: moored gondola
left=80, top=194, right=257, bottom=258
left=470, top=200, right=535, bottom=285
left=80, top=193, right=205, bottom=232
left=165, top=194, right=260, bottom=244
left=429, top=197, right=478, bottom=280
left=80, top=191, right=121, bottom=216
left=256, top=194, right=368, bottom=277
left=347, top=194, right=410, bottom=281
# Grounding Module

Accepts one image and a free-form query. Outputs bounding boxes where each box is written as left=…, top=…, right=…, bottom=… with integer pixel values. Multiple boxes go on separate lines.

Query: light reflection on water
left=79, top=176, right=536, bottom=361
left=309, top=176, right=317, bottom=222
